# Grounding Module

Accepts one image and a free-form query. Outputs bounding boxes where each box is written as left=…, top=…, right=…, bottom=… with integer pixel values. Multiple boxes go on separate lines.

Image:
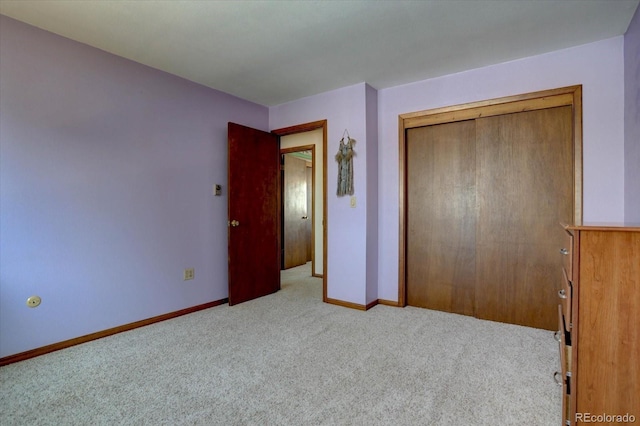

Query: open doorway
left=281, top=147, right=314, bottom=271
left=272, top=121, right=327, bottom=301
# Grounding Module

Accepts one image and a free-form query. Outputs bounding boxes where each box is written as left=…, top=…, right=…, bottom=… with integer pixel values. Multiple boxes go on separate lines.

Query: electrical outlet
left=26, top=296, right=41, bottom=308
left=183, top=268, right=195, bottom=281
left=350, top=196, right=357, bottom=208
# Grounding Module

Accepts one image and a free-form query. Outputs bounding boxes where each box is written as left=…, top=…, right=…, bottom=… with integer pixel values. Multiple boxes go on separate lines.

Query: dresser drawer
left=556, top=305, right=572, bottom=372
left=556, top=305, right=572, bottom=425
left=561, top=230, right=573, bottom=280
left=560, top=268, right=572, bottom=330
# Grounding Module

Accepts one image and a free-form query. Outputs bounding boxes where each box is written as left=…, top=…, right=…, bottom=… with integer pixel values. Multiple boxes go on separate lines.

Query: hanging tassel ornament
left=335, top=130, right=355, bottom=196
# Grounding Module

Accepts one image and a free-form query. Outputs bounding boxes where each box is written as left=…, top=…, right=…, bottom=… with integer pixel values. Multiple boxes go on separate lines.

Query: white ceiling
left=1, top=0, right=638, bottom=106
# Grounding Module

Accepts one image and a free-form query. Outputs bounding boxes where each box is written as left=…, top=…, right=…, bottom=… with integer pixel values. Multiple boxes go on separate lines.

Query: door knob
left=230, top=220, right=240, bottom=227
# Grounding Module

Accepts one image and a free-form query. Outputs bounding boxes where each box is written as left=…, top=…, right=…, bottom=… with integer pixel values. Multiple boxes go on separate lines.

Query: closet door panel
left=475, top=106, right=573, bottom=330
left=283, top=154, right=309, bottom=269
left=406, top=121, right=476, bottom=316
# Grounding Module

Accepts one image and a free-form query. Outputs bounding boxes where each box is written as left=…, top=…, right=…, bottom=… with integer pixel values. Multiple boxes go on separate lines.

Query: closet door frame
left=397, top=85, right=583, bottom=306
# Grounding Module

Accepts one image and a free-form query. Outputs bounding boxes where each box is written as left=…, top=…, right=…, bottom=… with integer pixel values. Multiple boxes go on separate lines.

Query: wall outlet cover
left=183, top=268, right=195, bottom=280
left=26, top=296, right=41, bottom=308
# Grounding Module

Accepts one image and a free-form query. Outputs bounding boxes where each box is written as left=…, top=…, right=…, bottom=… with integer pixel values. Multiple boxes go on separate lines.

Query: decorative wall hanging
left=335, top=129, right=355, bottom=196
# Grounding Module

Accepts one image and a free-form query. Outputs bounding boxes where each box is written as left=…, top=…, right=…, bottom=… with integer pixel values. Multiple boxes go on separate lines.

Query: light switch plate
left=183, top=268, right=195, bottom=280
left=350, top=196, right=356, bottom=208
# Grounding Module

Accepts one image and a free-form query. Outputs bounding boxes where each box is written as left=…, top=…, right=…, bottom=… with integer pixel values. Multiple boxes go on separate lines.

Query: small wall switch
left=350, top=196, right=356, bottom=208
left=214, top=184, right=222, bottom=196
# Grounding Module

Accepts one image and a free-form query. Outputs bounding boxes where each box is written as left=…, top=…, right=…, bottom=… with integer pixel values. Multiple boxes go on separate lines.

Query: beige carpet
left=0, top=263, right=560, bottom=425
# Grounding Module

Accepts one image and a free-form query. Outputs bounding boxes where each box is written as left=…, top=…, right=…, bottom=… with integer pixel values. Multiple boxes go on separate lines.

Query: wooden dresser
left=557, top=223, right=639, bottom=425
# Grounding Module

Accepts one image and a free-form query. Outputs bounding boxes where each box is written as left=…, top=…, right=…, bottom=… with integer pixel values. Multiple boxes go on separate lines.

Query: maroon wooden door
left=228, top=122, right=280, bottom=305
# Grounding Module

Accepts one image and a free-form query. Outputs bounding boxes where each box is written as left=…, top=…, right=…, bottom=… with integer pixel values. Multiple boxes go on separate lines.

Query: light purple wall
left=625, top=5, right=640, bottom=222
left=0, top=16, right=268, bottom=357
left=377, top=37, right=626, bottom=302
left=365, top=84, right=379, bottom=305
left=270, top=84, right=370, bottom=305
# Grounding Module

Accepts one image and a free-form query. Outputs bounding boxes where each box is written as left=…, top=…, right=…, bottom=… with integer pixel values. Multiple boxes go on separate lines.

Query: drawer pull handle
left=554, top=371, right=563, bottom=386
left=554, top=330, right=562, bottom=342
left=560, top=248, right=569, bottom=255
left=558, top=289, right=567, bottom=299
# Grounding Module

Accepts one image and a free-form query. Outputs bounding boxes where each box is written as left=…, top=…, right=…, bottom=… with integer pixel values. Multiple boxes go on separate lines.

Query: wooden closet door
left=283, top=154, right=309, bottom=269
left=306, top=166, right=313, bottom=262
left=475, top=106, right=573, bottom=330
left=406, top=120, right=476, bottom=316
